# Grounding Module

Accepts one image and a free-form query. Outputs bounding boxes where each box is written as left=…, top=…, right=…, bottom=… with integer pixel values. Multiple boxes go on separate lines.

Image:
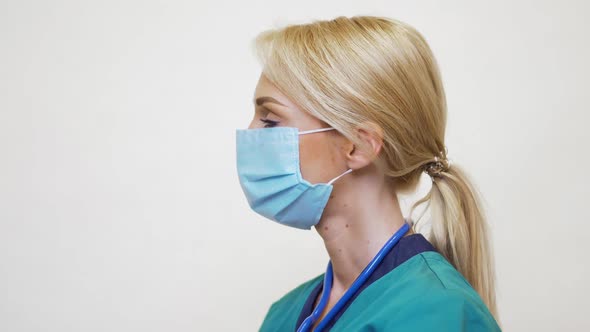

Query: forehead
left=252, top=73, right=326, bottom=127
left=253, top=74, right=295, bottom=108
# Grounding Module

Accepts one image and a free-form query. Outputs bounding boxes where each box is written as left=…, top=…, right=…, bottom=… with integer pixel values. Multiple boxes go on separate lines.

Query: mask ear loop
left=297, top=126, right=350, bottom=185
left=327, top=168, right=353, bottom=185
left=299, top=127, right=336, bottom=135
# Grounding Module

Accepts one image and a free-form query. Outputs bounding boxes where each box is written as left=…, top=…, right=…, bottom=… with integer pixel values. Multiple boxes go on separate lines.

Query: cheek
left=299, top=136, right=339, bottom=184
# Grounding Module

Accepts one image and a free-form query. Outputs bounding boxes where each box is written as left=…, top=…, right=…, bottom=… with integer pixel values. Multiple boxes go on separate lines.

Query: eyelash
left=260, top=118, right=279, bottom=128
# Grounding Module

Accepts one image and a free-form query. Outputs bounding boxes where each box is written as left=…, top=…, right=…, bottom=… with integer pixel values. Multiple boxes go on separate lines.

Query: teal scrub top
left=259, top=250, right=501, bottom=331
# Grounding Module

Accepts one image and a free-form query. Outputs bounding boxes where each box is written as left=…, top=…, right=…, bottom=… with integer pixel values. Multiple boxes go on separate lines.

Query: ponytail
left=410, top=163, right=499, bottom=322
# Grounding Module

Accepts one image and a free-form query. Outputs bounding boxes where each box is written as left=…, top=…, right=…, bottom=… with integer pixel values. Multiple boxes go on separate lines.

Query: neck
left=314, top=172, right=412, bottom=293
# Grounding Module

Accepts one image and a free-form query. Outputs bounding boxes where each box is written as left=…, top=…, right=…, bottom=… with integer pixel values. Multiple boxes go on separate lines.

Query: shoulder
left=259, top=274, right=323, bottom=332
left=372, top=252, right=501, bottom=331
left=332, top=252, right=501, bottom=331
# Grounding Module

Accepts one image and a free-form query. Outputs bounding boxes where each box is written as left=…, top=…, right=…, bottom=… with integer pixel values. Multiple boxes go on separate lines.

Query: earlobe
left=342, top=140, right=356, bottom=167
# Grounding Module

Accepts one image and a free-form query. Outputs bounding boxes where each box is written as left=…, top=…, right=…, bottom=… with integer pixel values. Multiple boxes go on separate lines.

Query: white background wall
left=1, top=0, right=588, bottom=331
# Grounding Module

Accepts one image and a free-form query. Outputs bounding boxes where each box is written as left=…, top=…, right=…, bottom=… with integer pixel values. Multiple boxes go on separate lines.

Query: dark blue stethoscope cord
left=296, top=222, right=410, bottom=332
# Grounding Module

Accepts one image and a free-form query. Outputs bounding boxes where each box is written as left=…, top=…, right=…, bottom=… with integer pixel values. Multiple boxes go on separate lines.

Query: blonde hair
left=252, top=15, right=498, bottom=321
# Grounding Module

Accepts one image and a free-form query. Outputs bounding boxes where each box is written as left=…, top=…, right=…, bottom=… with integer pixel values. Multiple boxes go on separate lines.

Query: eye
left=260, top=118, right=279, bottom=128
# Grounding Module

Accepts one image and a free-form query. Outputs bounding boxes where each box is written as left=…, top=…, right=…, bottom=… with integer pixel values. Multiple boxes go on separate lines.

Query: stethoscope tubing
left=297, top=222, right=410, bottom=332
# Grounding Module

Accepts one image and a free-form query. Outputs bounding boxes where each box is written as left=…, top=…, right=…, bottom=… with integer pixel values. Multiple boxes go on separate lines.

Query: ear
left=344, top=121, right=384, bottom=170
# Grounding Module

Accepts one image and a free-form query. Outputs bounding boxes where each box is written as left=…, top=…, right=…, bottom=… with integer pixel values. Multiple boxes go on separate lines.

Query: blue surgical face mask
left=236, top=126, right=353, bottom=230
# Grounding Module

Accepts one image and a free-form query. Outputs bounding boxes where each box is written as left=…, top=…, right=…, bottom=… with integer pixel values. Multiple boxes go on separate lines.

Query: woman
left=236, top=15, right=501, bottom=331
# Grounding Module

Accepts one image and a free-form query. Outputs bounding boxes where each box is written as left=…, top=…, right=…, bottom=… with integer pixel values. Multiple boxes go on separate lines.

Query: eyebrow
left=254, top=96, right=286, bottom=107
